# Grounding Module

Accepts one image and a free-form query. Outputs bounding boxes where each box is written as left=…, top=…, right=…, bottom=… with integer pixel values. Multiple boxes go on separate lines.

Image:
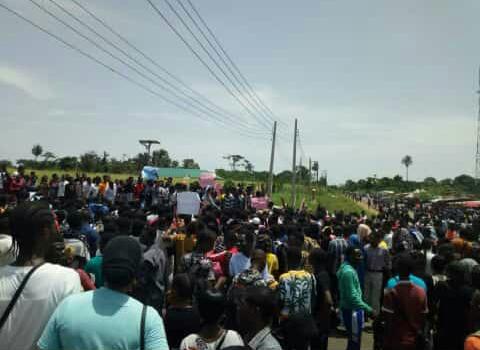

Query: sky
left=0, top=0, right=479, bottom=184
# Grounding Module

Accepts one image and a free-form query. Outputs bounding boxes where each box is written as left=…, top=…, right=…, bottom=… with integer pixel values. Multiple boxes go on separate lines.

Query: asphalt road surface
left=328, top=330, right=374, bottom=350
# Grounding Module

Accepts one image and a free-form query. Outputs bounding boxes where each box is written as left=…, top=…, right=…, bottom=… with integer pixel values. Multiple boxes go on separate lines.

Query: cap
left=102, top=236, right=142, bottom=287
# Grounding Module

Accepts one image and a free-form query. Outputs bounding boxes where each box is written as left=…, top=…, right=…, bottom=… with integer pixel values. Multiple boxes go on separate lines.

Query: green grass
left=272, top=184, right=377, bottom=216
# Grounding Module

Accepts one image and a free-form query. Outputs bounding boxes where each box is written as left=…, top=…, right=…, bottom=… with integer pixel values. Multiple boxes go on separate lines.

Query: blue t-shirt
left=386, top=274, right=427, bottom=291
left=38, top=288, right=168, bottom=350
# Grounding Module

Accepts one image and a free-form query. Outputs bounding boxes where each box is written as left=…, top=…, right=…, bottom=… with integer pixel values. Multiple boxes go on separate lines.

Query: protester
left=382, top=253, right=428, bottom=350
left=0, top=201, right=82, bottom=350
left=434, top=261, right=475, bottom=350
left=4, top=170, right=480, bottom=350
left=363, top=232, right=391, bottom=315
left=180, top=290, right=244, bottom=350
left=165, top=273, right=201, bottom=350
left=337, top=246, right=373, bottom=350
left=37, top=236, right=169, bottom=350
left=236, top=286, right=282, bottom=350
left=278, top=246, right=316, bottom=319
left=307, top=248, right=332, bottom=350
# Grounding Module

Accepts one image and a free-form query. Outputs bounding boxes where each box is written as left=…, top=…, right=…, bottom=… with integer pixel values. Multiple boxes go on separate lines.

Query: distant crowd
left=2, top=166, right=480, bottom=350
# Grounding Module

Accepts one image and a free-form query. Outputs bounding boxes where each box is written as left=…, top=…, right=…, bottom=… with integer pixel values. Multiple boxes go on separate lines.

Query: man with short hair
left=236, top=286, right=282, bottom=350
left=382, top=254, right=428, bottom=350
left=0, top=202, right=82, bottom=350
left=363, top=232, right=391, bottom=315
left=279, top=246, right=316, bottom=319
left=337, top=246, right=373, bottom=350
left=38, top=236, right=169, bottom=350
left=229, top=230, right=269, bottom=281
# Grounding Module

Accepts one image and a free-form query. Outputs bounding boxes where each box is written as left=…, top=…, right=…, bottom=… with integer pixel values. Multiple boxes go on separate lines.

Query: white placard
left=177, top=191, right=201, bottom=216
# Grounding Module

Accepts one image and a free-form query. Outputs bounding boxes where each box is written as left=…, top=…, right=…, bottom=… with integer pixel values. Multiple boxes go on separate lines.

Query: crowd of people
left=2, top=166, right=480, bottom=350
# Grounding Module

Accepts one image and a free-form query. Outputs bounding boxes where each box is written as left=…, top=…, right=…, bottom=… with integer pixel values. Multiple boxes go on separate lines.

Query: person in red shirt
left=134, top=177, right=145, bottom=200
left=382, top=253, right=428, bottom=350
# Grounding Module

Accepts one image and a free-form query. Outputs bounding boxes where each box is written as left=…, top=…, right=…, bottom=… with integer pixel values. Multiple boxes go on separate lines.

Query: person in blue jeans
left=337, top=246, right=375, bottom=350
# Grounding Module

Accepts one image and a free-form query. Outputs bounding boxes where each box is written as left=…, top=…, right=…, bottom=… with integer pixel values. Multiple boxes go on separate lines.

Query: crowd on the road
left=2, top=166, right=480, bottom=350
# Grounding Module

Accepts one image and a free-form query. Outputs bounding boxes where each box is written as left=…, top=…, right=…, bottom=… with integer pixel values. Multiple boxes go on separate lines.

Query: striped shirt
left=328, top=238, right=348, bottom=275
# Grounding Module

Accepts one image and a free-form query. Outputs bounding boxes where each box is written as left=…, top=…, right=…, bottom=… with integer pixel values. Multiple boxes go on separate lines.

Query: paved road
left=328, top=330, right=374, bottom=350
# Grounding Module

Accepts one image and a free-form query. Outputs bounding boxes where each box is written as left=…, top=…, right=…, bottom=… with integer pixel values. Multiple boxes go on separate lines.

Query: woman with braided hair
left=0, top=201, right=82, bottom=350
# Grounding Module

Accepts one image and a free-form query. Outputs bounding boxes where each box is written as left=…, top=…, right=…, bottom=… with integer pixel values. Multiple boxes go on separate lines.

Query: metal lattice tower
left=476, top=67, right=480, bottom=180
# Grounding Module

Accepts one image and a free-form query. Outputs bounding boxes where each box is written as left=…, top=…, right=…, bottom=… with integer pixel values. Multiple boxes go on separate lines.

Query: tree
left=171, top=160, right=179, bottom=168
left=182, top=158, right=200, bottom=169
left=151, top=149, right=172, bottom=168
left=58, top=156, right=78, bottom=171
left=42, top=151, right=56, bottom=163
left=133, top=153, right=150, bottom=171
left=423, top=177, right=437, bottom=186
left=243, top=160, right=254, bottom=173
left=296, top=165, right=310, bottom=182
left=31, top=144, right=43, bottom=161
left=79, top=151, right=100, bottom=172
left=223, top=154, right=244, bottom=171
left=401, top=155, right=413, bottom=181
left=453, top=174, right=476, bottom=191
left=440, top=178, right=453, bottom=186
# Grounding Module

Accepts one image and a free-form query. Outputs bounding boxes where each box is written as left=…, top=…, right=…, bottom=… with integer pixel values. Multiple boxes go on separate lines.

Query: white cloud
left=0, top=65, right=54, bottom=100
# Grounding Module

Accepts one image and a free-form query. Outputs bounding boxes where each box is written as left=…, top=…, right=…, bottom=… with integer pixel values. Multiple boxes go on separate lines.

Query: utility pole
left=267, top=121, right=277, bottom=198
left=308, top=158, right=312, bottom=186
left=291, top=118, right=298, bottom=207
left=139, top=139, right=160, bottom=164
left=476, top=66, right=480, bottom=180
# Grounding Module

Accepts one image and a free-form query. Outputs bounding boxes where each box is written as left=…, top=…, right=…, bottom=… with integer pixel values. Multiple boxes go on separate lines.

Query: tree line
left=0, top=144, right=200, bottom=174
left=343, top=174, right=479, bottom=195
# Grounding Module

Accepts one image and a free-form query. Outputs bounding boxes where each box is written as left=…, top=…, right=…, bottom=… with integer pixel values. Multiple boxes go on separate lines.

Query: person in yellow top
left=173, top=220, right=198, bottom=272
left=256, top=234, right=279, bottom=279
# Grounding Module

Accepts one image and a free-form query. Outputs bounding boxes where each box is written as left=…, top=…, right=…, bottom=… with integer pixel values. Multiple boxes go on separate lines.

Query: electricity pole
left=267, top=121, right=277, bottom=198
left=476, top=66, right=480, bottom=180
left=309, top=158, right=312, bottom=186
left=291, top=118, right=298, bottom=207
left=139, top=139, right=160, bottom=164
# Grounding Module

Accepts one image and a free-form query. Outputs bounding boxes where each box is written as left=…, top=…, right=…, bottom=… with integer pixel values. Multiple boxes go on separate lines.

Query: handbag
left=140, top=304, right=147, bottom=350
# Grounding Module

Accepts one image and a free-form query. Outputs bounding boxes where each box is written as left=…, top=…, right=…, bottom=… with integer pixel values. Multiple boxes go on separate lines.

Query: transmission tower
left=476, top=67, right=480, bottom=180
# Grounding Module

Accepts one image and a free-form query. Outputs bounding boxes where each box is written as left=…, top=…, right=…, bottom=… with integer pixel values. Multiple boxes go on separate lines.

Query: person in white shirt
left=57, top=177, right=68, bottom=198
left=0, top=201, right=82, bottom=350
left=82, top=179, right=91, bottom=200
left=180, top=290, right=244, bottom=350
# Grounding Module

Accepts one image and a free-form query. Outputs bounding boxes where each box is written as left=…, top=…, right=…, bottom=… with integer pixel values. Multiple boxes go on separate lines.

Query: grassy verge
left=272, top=184, right=377, bottom=216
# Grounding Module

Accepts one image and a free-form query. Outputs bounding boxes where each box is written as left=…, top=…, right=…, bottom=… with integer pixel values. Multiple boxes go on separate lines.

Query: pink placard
left=199, top=173, right=216, bottom=188
left=251, top=197, right=268, bottom=210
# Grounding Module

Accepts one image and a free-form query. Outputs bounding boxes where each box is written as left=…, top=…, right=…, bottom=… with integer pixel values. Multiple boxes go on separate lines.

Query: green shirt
left=84, top=256, right=103, bottom=288
left=337, top=262, right=372, bottom=312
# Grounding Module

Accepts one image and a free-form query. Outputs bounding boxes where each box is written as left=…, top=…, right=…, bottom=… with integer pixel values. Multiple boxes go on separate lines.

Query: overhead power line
left=47, top=0, right=265, bottom=136
left=145, top=0, right=273, bottom=131
left=182, top=0, right=289, bottom=129
left=28, top=0, right=267, bottom=137
left=0, top=2, right=265, bottom=140
left=160, top=0, right=275, bottom=130
left=66, top=0, right=260, bottom=133
left=172, top=0, right=276, bottom=126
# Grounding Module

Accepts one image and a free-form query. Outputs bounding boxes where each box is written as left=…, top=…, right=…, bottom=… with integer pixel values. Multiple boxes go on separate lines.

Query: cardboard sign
left=177, top=191, right=201, bottom=216
left=251, top=196, right=268, bottom=210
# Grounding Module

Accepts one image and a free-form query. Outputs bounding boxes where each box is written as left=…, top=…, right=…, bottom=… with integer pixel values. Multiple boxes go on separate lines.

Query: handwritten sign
left=251, top=197, right=268, bottom=210
left=177, top=191, right=201, bottom=216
